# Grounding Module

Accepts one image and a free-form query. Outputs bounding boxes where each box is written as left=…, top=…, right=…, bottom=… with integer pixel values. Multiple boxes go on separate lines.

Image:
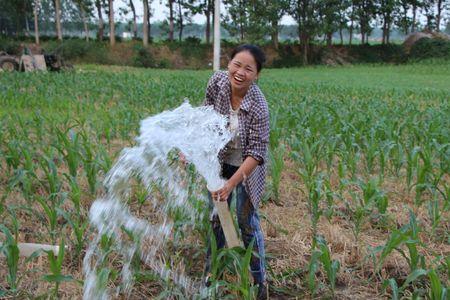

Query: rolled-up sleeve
left=243, top=109, right=269, bottom=165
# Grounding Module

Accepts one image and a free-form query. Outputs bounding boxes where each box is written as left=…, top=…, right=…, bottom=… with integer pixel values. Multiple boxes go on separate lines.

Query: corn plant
left=0, top=224, right=20, bottom=293
left=428, top=269, right=448, bottom=300
left=291, top=138, right=321, bottom=190
left=31, top=111, right=45, bottom=142
left=97, top=144, right=113, bottom=175
left=414, top=145, right=434, bottom=206
left=205, top=234, right=257, bottom=299
left=4, top=140, right=21, bottom=173
left=442, top=256, right=450, bottom=280
left=58, top=209, right=89, bottom=259
left=336, top=158, right=348, bottom=192
left=316, top=236, right=340, bottom=294
left=382, top=269, right=428, bottom=300
left=80, top=132, right=99, bottom=195
left=400, top=210, right=425, bottom=273
left=373, top=210, right=424, bottom=274
left=268, top=144, right=285, bottom=205
left=269, top=108, right=282, bottom=151
left=8, top=169, right=34, bottom=203
left=308, top=247, right=322, bottom=296
left=406, top=146, right=421, bottom=191
left=361, top=177, right=389, bottom=217
left=36, top=195, right=60, bottom=244
left=95, top=267, right=115, bottom=296
left=444, top=186, right=450, bottom=211
left=308, top=175, right=324, bottom=245
left=427, top=195, right=442, bottom=237
left=65, top=174, right=82, bottom=215
left=324, top=135, right=339, bottom=173
left=221, top=241, right=256, bottom=299
left=346, top=177, right=389, bottom=238
left=389, top=142, right=405, bottom=177
left=43, top=239, right=74, bottom=298
left=39, top=156, right=62, bottom=202
left=54, top=127, right=81, bottom=178
left=362, top=130, right=380, bottom=174
left=322, top=176, right=335, bottom=221
left=379, top=141, right=396, bottom=181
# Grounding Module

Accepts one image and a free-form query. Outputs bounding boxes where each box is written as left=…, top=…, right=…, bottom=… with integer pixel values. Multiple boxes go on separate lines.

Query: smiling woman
left=203, top=44, right=269, bottom=300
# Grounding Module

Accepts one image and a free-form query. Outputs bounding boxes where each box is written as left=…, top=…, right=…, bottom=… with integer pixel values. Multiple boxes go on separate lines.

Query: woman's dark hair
left=230, top=44, right=266, bottom=73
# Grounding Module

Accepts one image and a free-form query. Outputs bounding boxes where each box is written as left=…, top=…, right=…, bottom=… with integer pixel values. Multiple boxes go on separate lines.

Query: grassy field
left=0, top=62, right=449, bottom=299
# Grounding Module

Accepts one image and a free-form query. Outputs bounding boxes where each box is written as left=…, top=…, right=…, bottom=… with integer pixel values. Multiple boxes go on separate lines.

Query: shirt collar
left=240, top=85, right=255, bottom=112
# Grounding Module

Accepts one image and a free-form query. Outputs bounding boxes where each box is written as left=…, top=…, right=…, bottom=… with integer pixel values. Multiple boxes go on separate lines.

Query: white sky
left=117, top=0, right=296, bottom=25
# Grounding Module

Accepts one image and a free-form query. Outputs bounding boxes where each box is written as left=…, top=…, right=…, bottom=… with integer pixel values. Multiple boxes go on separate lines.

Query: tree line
left=1, top=0, right=449, bottom=60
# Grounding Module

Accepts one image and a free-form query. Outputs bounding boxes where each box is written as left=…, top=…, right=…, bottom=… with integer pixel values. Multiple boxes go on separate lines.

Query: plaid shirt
left=203, top=71, right=269, bottom=207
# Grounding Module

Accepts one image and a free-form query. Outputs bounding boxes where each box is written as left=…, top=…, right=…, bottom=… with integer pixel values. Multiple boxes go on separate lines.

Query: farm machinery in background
left=0, top=47, right=72, bottom=72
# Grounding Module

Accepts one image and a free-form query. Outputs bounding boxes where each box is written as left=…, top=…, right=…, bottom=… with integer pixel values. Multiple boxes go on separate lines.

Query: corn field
left=0, top=62, right=449, bottom=299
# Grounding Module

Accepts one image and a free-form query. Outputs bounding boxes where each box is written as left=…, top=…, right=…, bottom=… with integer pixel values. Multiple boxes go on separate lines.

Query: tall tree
left=176, top=0, right=184, bottom=41
left=174, top=0, right=192, bottom=41
left=143, top=0, right=150, bottom=45
left=411, top=0, right=420, bottom=32
left=435, top=0, right=447, bottom=31
left=74, top=0, right=92, bottom=41
left=204, top=0, right=213, bottom=44
left=128, top=0, right=137, bottom=38
left=221, top=0, right=287, bottom=45
left=4, top=0, right=33, bottom=37
left=395, top=0, right=412, bottom=35
left=54, top=0, right=63, bottom=40
left=185, top=0, right=214, bottom=43
left=95, top=0, right=104, bottom=40
left=146, top=0, right=151, bottom=40
left=378, top=0, right=395, bottom=44
left=223, top=0, right=269, bottom=42
left=246, top=1, right=273, bottom=42
left=290, top=0, right=319, bottom=64
left=264, top=0, right=289, bottom=48
left=348, top=0, right=356, bottom=44
left=335, top=0, right=351, bottom=45
left=109, top=0, right=115, bottom=45
left=318, top=0, right=342, bottom=47
left=167, top=0, right=175, bottom=41
left=223, top=0, right=250, bottom=41
left=423, top=0, right=436, bottom=31
left=354, top=0, right=376, bottom=43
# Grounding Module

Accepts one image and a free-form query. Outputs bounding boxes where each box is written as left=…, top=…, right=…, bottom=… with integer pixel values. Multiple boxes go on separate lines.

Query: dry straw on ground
left=1, top=152, right=449, bottom=299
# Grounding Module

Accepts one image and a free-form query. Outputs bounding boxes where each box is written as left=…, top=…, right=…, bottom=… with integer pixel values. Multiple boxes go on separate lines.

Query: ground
left=0, top=62, right=449, bottom=299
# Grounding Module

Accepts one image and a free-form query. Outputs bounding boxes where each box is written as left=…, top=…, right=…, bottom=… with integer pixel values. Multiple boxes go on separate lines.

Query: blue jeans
left=205, top=163, right=266, bottom=284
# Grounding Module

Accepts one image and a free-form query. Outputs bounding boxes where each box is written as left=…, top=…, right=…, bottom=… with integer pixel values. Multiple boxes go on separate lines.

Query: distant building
left=122, top=32, right=132, bottom=39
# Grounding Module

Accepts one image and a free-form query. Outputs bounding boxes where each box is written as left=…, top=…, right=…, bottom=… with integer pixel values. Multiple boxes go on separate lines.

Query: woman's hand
left=178, top=151, right=188, bottom=166
left=211, top=181, right=234, bottom=202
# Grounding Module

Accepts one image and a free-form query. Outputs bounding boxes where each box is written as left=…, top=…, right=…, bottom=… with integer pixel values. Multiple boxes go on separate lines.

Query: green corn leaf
left=399, top=268, right=428, bottom=291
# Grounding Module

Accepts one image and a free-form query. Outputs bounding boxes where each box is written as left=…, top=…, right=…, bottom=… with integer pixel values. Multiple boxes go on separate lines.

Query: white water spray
left=83, top=102, right=232, bottom=299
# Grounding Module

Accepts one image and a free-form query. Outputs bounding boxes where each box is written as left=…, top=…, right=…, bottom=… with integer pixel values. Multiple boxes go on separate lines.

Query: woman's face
left=228, top=51, right=258, bottom=92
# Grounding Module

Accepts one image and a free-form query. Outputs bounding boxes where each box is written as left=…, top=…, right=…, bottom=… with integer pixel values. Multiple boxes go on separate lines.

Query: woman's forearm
left=228, top=156, right=259, bottom=188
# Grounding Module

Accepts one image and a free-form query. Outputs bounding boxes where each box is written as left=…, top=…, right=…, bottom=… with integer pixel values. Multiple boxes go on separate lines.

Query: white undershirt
left=224, top=106, right=243, bottom=167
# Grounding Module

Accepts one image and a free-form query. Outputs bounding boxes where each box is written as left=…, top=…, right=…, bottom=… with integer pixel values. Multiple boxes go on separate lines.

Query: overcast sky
left=117, top=1, right=296, bottom=25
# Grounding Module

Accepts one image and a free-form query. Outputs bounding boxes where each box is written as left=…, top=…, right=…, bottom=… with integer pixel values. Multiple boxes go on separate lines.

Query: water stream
left=83, top=102, right=232, bottom=299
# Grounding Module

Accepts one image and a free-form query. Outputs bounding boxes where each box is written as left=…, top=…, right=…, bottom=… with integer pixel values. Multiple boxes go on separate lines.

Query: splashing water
left=83, top=102, right=232, bottom=299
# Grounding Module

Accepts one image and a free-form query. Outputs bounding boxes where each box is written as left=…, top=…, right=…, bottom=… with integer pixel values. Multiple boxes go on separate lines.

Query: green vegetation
left=410, top=38, right=450, bottom=61
left=0, top=62, right=449, bottom=298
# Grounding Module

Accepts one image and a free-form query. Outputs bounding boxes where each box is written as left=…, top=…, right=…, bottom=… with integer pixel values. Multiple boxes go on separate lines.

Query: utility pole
left=213, top=0, right=220, bottom=71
